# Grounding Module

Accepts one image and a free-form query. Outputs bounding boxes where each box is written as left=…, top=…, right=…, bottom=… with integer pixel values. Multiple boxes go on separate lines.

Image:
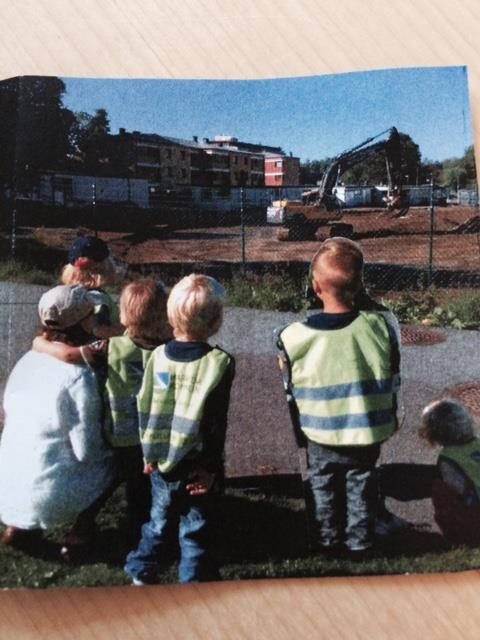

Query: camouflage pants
left=306, top=440, right=381, bottom=551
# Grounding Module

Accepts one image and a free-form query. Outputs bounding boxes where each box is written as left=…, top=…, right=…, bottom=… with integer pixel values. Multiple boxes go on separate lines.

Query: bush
left=0, top=259, right=57, bottom=286
left=382, top=291, right=480, bottom=330
left=227, top=271, right=308, bottom=312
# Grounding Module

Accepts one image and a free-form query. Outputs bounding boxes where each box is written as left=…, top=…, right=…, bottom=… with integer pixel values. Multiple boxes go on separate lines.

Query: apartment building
left=264, top=152, right=300, bottom=186
left=111, top=130, right=299, bottom=188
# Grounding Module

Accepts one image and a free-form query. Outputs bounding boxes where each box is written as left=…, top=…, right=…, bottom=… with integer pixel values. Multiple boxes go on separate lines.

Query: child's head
left=119, top=278, right=171, bottom=343
left=311, top=237, right=364, bottom=306
left=38, top=284, right=95, bottom=346
left=62, top=235, right=116, bottom=289
left=167, top=274, right=225, bottom=341
left=420, top=398, right=476, bottom=447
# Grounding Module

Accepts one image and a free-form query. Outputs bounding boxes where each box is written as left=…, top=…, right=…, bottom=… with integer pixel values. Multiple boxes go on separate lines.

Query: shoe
left=344, top=546, right=375, bottom=561
left=132, top=578, right=147, bottom=586
left=375, top=510, right=411, bottom=539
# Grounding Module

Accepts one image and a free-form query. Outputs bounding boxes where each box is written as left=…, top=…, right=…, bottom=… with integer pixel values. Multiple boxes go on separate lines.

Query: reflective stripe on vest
left=138, top=345, right=231, bottom=473
left=105, top=335, right=153, bottom=447
left=279, top=312, right=395, bottom=446
left=440, top=438, right=480, bottom=499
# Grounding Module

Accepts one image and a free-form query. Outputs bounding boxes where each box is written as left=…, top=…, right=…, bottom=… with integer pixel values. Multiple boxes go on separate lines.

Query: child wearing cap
left=124, top=274, right=235, bottom=584
left=0, top=285, right=115, bottom=551
left=62, top=234, right=123, bottom=338
left=420, top=399, right=480, bottom=546
left=32, top=278, right=173, bottom=548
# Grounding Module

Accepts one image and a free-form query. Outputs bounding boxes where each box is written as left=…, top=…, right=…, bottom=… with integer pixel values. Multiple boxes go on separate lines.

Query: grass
left=381, top=290, right=480, bottom=329
left=226, top=271, right=309, bottom=313
left=0, top=259, right=57, bottom=286
left=1, top=484, right=479, bottom=590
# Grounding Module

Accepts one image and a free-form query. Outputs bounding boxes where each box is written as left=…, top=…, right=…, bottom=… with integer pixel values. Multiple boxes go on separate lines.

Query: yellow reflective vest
left=138, top=345, right=232, bottom=473
left=105, top=335, right=153, bottom=447
left=440, top=438, right=480, bottom=500
left=278, top=312, right=396, bottom=446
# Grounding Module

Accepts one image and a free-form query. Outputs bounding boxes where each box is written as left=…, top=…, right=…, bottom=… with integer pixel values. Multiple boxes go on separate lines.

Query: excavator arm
left=316, top=127, right=403, bottom=208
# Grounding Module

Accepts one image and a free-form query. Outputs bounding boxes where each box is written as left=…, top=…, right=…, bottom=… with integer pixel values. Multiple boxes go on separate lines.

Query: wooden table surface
left=1, top=1, right=480, bottom=638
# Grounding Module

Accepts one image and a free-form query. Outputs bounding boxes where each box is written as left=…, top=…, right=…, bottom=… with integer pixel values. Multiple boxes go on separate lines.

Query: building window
left=181, top=168, right=187, bottom=178
left=166, top=148, right=172, bottom=159
left=202, top=189, right=212, bottom=201
left=167, top=167, right=173, bottom=177
left=233, top=156, right=238, bottom=165
left=181, top=150, right=186, bottom=160
left=275, top=175, right=281, bottom=182
left=275, top=160, right=282, bottom=167
left=244, top=157, right=248, bottom=165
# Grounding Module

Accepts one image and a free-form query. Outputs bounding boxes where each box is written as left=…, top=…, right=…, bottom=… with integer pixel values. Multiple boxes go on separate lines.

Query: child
left=0, top=285, right=115, bottom=549
left=33, top=278, right=172, bottom=547
left=62, top=234, right=123, bottom=337
left=276, top=238, right=401, bottom=553
left=420, top=398, right=480, bottom=546
left=125, top=274, right=235, bottom=584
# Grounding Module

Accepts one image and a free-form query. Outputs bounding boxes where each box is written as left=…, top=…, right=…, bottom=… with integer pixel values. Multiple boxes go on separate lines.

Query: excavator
left=272, top=127, right=409, bottom=241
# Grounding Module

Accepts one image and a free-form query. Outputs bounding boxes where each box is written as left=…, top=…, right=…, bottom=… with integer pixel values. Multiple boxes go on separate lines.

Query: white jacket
left=0, top=351, right=114, bottom=529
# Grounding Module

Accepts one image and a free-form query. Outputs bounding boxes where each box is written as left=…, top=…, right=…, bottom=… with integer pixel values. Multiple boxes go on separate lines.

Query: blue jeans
left=307, top=441, right=380, bottom=551
left=124, top=470, right=217, bottom=584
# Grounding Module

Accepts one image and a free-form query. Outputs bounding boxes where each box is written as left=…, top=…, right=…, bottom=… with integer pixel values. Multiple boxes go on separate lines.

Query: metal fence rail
left=2, top=183, right=480, bottom=292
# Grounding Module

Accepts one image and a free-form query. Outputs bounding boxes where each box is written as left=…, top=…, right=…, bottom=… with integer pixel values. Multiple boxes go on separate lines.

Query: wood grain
left=1, top=1, right=480, bottom=637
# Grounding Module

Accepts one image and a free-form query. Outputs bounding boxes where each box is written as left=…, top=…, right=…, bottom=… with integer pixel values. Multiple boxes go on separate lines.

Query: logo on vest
left=155, top=372, right=171, bottom=390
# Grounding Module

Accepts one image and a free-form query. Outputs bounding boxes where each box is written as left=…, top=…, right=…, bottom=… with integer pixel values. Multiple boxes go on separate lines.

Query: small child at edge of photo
left=420, top=398, right=480, bottom=547
left=125, top=273, right=235, bottom=585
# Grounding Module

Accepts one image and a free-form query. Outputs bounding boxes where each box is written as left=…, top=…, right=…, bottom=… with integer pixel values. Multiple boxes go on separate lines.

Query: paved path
left=2, top=282, right=480, bottom=528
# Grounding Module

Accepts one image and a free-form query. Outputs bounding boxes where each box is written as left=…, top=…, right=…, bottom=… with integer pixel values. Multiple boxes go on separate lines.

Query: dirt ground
left=29, top=206, right=480, bottom=271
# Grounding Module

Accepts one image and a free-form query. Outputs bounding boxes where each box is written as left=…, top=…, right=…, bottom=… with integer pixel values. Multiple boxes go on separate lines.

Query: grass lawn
left=1, top=482, right=480, bottom=590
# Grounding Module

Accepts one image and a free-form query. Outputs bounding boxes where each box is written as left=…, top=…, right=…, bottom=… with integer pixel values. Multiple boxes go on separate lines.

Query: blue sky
left=62, top=67, right=473, bottom=163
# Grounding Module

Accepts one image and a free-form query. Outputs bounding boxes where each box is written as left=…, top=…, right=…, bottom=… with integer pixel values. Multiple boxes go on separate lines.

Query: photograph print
left=0, top=66, right=479, bottom=589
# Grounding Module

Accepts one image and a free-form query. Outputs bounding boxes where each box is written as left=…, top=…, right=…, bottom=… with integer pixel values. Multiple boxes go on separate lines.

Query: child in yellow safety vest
left=32, top=278, right=172, bottom=550
left=61, top=234, right=124, bottom=338
left=277, top=238, right=401, bottom=554
left=125, top=274, right=235, bottom=585
left=420, top=398, right=480, bottom=546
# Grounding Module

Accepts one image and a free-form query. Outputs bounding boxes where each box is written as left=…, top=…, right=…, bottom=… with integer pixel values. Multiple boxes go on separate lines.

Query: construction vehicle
left=269, top=127, right=408, bottom=241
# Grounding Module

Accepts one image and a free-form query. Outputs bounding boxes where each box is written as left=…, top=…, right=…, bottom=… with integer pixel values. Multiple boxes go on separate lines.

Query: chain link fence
left=2, top=181, right=480, bottom=293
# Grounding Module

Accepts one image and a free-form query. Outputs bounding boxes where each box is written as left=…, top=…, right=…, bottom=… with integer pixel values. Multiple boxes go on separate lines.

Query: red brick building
left=264, top=153, right=300, bottom=186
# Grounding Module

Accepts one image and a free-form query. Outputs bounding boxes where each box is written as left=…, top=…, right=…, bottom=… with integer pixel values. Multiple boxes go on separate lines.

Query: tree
left=72, top=108, right=112, bottom=172
left=439, top=145, right=477, bottom=189
left=299, top=158, right=331, bottom=185
left=0, top=78, right=19, bottom=192
left=12, top=76, right=74, bottom=191
left=342, top=132, right=421, bottom=186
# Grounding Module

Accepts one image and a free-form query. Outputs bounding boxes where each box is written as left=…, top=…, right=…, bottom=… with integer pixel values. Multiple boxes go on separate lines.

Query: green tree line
left=300, top=136, right=477, bottom=189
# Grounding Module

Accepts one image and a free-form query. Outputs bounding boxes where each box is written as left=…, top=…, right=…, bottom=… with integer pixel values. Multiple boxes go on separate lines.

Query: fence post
left=240, top=186, right=246, bottom=273
left=428, top=176, right=435, bottom=287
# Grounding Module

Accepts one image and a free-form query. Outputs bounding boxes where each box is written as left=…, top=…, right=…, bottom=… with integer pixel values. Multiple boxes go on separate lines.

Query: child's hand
left=186, top=468, right=215, bottom=495
left=143, top=462, right=157, bottom=475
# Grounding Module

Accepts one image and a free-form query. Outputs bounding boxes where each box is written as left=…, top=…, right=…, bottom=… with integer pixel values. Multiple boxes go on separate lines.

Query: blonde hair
left=61, top=257, right=116, bottom=289
left=420, top=398, right=476, bottom=446
left=311, top=237, right=364, bottom=304
left=120, top=278, right=171, bottom=343
left=167, top=274, right=225, bottom=341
